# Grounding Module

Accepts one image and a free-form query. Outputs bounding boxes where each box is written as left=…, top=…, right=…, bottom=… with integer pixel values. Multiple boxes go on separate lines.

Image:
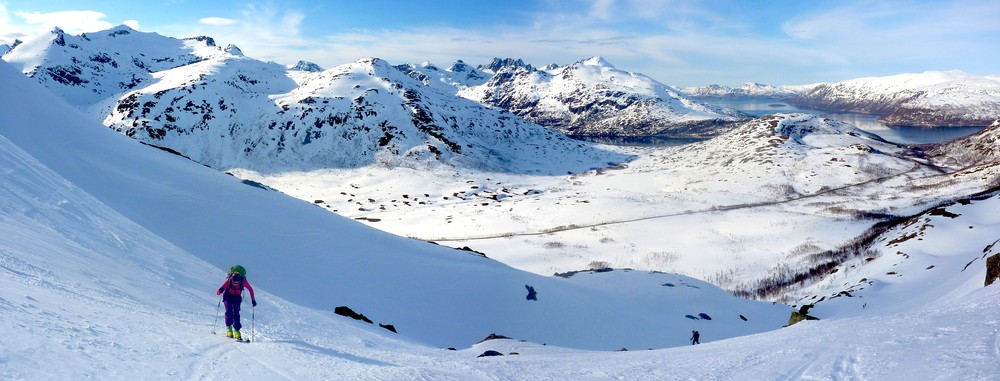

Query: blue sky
left=1, top=0, right=997, bottom=87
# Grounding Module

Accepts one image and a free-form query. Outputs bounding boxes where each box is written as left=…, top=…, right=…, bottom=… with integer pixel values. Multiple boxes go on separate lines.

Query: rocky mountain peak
left=105, top=24, right=135, bottom=37
left=185, top=35, right=217, bottom=47
left=224, top=44, right=244, bottom=56
left=448, top=60, right=472, bottom=73
left=580, top=56, right=614, bottom=68
left=290, top=60, right=324, bottom=72
left=50, top=27, right=67, bottom=46
left=480, top=57, right=534, bottom=74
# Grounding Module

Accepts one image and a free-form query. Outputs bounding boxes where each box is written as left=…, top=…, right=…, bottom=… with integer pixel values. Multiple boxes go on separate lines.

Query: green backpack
left=229, top=265, right=247, bottom=278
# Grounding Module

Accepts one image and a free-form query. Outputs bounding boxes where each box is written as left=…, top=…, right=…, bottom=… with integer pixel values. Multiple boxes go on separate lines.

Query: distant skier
left=217, top=265, right=256, bottom=340
left=690, top=330, right=700, bottom=345
left=525, top=284, right=537, bottom=301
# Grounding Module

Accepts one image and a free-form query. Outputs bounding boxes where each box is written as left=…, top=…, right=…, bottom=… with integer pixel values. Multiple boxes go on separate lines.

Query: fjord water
left=706, top=98, right=985, bottom=144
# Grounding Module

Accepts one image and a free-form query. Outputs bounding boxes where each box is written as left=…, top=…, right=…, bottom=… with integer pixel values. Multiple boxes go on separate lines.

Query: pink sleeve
left=245, top=281, right=256, bottom=299
left=217, top=280, right=228, bottom=295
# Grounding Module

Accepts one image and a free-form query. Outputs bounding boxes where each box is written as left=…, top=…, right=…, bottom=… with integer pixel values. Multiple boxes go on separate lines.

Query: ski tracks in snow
left=776, top=347, right=864, bottom=381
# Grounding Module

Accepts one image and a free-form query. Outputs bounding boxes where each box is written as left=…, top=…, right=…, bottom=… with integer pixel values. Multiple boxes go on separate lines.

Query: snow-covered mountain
left=1, top=26, right=229, bottom=109
left=680, top=82, right=800, bottom=99
left=289, top=60, right=324, bottom=72
left=792, top=71, right=1000, bottom=127
left=456, top=56, right=747, bottom=137
left=394, top=59, right=490, bottom=90
left=2, top=26, right=629, bottom=174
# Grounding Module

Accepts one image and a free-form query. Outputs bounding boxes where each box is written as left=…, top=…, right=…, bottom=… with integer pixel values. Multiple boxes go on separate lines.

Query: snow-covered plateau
left=3, top=25, right=1000, bottom=380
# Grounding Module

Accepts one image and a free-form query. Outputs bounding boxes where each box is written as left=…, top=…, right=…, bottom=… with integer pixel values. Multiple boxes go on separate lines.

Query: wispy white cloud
left=199, top=17, right=237, bottom=26
left=13, top=10, right=115, bottom=34
left=780, top=0, right=1000, bottom=77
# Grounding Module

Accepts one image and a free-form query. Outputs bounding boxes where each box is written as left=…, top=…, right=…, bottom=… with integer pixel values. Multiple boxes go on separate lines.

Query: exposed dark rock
left=333, top=306, right=373, bottom=324
left=477, top=333, right=512, bottom=344
left=477, top=350, right=504, bottom=358
left=986, top=253, right=1000, bottom=286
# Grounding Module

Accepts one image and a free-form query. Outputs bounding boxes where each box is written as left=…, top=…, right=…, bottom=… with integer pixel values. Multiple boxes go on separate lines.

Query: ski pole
left=212, top=292, right=224, bottom=334
left=251, top=304, right=256, bottom=343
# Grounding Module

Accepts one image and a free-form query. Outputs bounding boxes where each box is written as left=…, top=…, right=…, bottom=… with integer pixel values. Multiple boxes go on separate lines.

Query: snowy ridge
left=457, top=56, right=746, bottom=137
left=393, top=60, right=490, bottom=90
left=666, top=113, right=927, bottom=196
left=680, top=82, right=800, bottom=99
left=2, top=25, right=230, bottom=109
left=3, top=26, right=629, bottom=174
left=792, top=70, right=1000, bottom=127
left=926, top=119, right=1000, bottom=173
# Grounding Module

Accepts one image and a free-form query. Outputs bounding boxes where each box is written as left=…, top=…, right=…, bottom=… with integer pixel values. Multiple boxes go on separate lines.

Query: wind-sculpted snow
left=4, top=26, right=630, bottom=174
left=792, top=71, right=1000, bottom=127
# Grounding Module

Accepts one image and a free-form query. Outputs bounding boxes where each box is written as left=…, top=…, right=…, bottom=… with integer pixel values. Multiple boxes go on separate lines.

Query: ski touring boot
left=234, top=330, right=242, bottom=341
left=226, top=326, right=234, bottom=338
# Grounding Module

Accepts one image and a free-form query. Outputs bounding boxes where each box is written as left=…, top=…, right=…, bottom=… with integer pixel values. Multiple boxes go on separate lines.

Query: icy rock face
left=792, top=71, right=1000, bottom=127
left=459, top=56, right=746, bottom=137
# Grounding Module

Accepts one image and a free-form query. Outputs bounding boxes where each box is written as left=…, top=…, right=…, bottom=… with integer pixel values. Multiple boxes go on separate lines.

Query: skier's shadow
left=269, top=340, right=397, bottom=367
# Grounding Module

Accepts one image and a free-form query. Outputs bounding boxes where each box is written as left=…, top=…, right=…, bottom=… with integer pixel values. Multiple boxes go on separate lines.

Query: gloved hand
left=252, top=299, right=257, bottom=307
left=218, top=287, right=224, bottom=294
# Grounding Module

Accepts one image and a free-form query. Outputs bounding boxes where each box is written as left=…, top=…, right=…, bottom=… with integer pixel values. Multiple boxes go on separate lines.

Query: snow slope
left=793, top=70, right=1000, bottom=127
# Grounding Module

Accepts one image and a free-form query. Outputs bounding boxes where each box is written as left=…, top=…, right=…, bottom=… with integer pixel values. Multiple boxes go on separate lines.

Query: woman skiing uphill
left=217, top=266, right=256, bottom=340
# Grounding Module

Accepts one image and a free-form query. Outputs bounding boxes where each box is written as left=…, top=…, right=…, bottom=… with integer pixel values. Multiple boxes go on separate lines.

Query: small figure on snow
left=217, top=265, right=256, bottom=340
left=690, top=330, right=701, bottom=345
left=525, top=284, right=537, bottom=301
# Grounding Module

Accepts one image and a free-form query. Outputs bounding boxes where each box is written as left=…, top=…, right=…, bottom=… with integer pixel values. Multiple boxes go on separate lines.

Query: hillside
left=792, top=71, right=1000, bottom=127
